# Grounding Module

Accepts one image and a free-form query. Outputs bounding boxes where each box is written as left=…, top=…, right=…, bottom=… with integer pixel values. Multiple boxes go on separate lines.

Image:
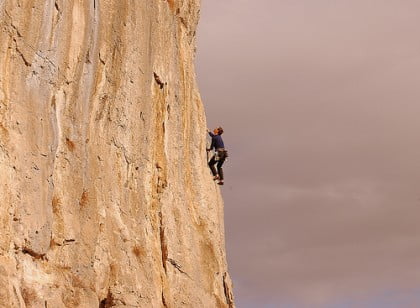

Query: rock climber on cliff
left=207, top=127, right=228, bottom=185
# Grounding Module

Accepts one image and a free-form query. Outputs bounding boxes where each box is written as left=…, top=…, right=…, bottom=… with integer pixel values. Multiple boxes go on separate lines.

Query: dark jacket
left=208, top=132, right=225, bottom=150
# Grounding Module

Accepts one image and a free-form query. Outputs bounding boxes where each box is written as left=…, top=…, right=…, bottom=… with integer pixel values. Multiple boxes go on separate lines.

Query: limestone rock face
left=0, top=0, right=233, bottom=307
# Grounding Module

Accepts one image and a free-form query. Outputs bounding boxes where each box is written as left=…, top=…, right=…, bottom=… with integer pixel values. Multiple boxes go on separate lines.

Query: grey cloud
left=197, top=0, right=420, bottom=306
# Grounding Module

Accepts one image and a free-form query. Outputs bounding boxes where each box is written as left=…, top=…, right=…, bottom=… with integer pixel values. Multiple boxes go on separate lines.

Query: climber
left=207, top=127, right=228, bottom=185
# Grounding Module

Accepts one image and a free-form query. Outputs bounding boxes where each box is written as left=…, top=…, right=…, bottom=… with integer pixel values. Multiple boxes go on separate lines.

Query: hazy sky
left=196, top=1, right=420, bottom=307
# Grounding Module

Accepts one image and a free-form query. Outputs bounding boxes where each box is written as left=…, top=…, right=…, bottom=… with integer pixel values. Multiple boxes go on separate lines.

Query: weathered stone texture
left=0, top=0, right=233, bottom=307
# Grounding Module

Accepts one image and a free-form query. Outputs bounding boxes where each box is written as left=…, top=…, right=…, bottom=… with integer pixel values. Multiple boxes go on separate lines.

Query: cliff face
left=0, top=1, right=234, bottom=307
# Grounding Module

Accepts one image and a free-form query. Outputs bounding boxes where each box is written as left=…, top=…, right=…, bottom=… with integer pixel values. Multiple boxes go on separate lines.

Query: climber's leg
left=217, top=152, right=226, bottom=184
left=217, top=160, right=225, bottom=181
left=208, top=155, right=218, bottom=177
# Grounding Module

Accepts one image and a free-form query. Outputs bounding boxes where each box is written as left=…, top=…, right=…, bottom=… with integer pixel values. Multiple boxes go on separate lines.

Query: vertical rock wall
left=0, top=0, right=234, bottom=307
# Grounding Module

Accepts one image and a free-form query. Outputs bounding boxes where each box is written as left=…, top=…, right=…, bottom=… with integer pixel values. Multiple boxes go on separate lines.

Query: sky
left=196, top=1, right=420, bottom=307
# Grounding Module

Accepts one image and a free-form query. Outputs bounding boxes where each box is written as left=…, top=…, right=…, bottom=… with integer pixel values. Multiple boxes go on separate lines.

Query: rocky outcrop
left=0, top=0, right=233, bottom=307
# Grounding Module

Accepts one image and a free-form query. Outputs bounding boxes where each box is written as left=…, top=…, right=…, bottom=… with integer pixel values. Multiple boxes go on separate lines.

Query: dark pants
left=208, top=150, right=227, bottom=180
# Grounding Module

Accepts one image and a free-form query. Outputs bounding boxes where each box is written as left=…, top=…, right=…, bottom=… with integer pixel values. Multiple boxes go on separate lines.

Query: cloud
left=197, top=0, right=420, bottom=306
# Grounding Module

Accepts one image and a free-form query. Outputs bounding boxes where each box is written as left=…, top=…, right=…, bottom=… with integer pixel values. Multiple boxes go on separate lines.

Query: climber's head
left=216, top=127, right=224, bottom=135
